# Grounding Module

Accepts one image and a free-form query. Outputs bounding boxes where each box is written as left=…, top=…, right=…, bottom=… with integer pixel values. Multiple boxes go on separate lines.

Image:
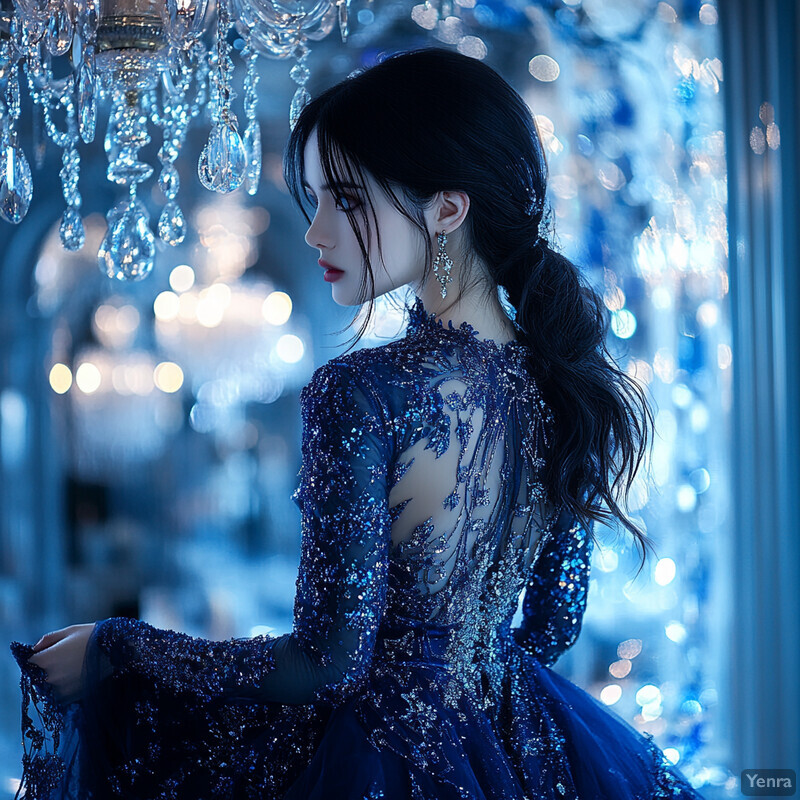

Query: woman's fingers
left=25, top=625, right=94, bottom=706
left=33, top=632, right=56, bottom=652
left=32, top=625, right=75, bottom=653
left=28, top=640, right=58, bottom=666
left=26, top=640, right=74, bottom=703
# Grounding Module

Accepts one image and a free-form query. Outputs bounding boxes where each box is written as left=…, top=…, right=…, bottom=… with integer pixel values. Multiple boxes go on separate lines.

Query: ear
left=428, top=190, right=470, bottom=235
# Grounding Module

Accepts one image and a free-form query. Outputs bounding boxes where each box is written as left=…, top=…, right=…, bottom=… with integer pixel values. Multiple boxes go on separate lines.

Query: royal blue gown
left=10, top=294, right=704, bottom=799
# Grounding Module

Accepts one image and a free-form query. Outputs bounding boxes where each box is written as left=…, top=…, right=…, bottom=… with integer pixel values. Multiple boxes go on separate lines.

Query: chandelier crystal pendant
left=0, top=0, right=356, bottom=280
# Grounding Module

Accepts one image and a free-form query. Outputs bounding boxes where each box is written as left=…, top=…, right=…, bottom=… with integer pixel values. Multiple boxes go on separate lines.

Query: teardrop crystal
left=0, top=143, right=33, bottom=224
left=158, top=201, right=186, bottom=245
left=289, top=86, right=310, bottom=131
left=163, top=47, right=190, bottom=96
left=197, top=120, right=246, bottom=193
left=46, top=4, right=73, bottom=56
left=78, top=54, right=96, bottom=144
left=60, top=206, right=85, bottom=251
left=338, top=0, right=348, bottom=42
left=70, top=29, right=82, bottom=69
left=243, top=121, right=261, bottom=196
left=97, top=200, right=156, bottom=281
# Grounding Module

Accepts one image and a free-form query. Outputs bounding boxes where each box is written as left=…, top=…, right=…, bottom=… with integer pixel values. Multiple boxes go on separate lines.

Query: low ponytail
left=495, top=241, right=657, bottom=577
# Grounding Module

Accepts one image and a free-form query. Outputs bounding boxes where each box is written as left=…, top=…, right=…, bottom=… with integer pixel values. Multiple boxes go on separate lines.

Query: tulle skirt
left=10, top=634, right=704, bottom=799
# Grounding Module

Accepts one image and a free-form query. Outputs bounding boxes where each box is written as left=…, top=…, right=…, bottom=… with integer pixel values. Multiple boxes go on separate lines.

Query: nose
left=304, top=208, right=332, bottom=250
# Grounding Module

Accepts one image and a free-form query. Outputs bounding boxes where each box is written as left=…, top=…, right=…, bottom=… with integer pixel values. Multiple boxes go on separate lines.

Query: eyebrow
left=302, top=181, right=364, bottom=192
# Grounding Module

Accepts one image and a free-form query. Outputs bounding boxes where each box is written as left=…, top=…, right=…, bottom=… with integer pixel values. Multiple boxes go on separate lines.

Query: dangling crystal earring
left=433, top=230, right=455, bottom=299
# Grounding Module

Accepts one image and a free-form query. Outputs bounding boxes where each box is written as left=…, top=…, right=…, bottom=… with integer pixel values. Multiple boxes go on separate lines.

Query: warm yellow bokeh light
left=600, top=684, right=623, bottom=705
left=154, top=291, right=180, bottom=322
left=276, top=334, right=305, bottom=364
left=178, top=292, right=199, bottom=322
left=75, top=362, right=102, bottom=394
left=154, top=362, right=184, bottom=393
left=169, top=264, right=196, bottom=293
left=49, top=363, right=72, bottom=394
left=196, top=283, right=231, bottom=328
left=262, top=291, right=293, bottom=326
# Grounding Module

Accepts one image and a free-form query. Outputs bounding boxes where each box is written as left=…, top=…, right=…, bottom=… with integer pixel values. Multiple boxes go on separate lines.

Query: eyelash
left=335, top=195, right=360, bottom=212
left=304, top=192, right=361, bottom=212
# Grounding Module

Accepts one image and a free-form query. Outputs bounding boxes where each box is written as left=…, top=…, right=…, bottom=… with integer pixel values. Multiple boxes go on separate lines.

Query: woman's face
left=302, top=127, right=430, bottom=306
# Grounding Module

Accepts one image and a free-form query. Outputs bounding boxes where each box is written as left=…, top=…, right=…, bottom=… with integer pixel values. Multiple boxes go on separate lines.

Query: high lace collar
left=405, top=294, right=527, bottom=356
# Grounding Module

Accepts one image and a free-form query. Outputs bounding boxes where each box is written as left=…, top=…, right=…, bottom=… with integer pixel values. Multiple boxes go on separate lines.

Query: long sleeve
left=512, top=507, right=594, bottom=666
left=8, top=360, right=391, bottom=798
left=83, top=360, right=392, bottom=706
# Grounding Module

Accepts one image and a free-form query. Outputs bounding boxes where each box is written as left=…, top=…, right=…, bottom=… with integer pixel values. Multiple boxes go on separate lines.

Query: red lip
left=319, top=259, right=345, bottom=283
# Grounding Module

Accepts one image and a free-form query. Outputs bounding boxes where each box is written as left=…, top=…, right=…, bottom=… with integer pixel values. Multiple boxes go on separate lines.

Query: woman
left=11, top=47, right=704, bottom=798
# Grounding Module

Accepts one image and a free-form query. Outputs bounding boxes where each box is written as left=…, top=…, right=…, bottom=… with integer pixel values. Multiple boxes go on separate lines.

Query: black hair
left=283, top=47, right=657, bottom=575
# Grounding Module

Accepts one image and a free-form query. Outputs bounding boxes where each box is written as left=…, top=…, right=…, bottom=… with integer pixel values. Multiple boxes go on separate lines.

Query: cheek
left=398, top=226, right=428, bottom=276
left=346, top=201, right=425, bottom=278
left=377, top=218, right=420, bottom=266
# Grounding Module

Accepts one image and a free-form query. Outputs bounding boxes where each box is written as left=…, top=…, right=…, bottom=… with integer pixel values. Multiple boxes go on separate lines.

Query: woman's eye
left=335, top=195, right=360, bottom=211
left=303, top=189, right=359, bottom=211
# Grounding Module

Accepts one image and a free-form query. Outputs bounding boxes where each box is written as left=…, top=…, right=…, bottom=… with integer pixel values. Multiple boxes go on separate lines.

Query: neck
left=413, top=277, right=517, bottom=343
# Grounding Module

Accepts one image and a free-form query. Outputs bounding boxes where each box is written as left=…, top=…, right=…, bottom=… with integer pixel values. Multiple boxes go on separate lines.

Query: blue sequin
left=9, top=293, right=704, bottom=799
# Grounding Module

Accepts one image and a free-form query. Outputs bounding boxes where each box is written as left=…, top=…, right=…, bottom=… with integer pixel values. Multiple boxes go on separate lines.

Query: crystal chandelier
left=0, top=0, right=352, bottom=280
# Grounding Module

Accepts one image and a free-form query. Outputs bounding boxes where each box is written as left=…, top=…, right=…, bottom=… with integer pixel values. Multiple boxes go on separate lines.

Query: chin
left=329, top=285, right=359, bottom=307
left=329, top=280, right=400, bottom=308
left=330, top=283, right=373, bottom=308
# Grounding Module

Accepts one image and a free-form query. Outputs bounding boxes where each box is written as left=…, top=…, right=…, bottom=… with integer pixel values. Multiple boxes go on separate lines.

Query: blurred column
left=0, top=203, right=67, bottom=634
left=718, top=0, right=800, bottom=775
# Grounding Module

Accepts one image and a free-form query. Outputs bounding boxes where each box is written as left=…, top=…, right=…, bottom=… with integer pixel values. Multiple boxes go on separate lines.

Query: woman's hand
left=27, top=623, right=97, bottom=705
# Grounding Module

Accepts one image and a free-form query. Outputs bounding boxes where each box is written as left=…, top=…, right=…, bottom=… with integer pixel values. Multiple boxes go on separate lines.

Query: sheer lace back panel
left=373, top=298, right=563, bottom=629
